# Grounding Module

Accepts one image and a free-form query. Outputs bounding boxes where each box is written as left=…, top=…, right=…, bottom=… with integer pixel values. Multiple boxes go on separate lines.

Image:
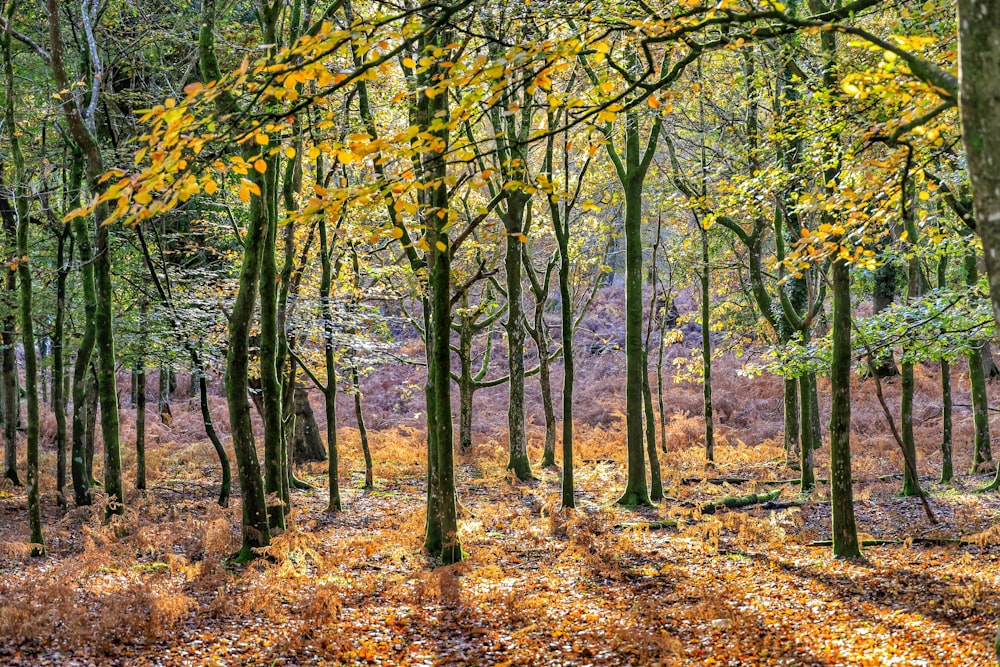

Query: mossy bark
left=830, top=257, right=860, bottom=558
left=798, top=374, right=816, bottom=492
left=614, top=107, right=660, bottom=508
left=259, top=157, right=287, bottom=532
left=53, top=216, right=72, bottom=506
left=4, top=23, right=43, bottom=552
left=200, top=0, right=269, bottom=560
left=318, top=210, right=341, bottom=512
left=966, top=252, right=992, bottom=473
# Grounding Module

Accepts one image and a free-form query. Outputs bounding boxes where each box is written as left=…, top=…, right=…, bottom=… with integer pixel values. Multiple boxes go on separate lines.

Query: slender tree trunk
left=799, top=374, right=816, bottom=492
left=4, top=25, right=42, bottom=551
left=1, top=304, right=17, bottom=486
left=642, top=350, right=662, bottom=501
left=899, top=256, right=923, bottom=495
left=617, top=111, right=654, bottom=508
left=199, top=0, right=269, bottom=560
left=135, top=366, right=146, bottom=490
left=700, top=231, right=714, bottom=462
left=830, top=256, right=860, bottom=558
left=1, top=233, right=17, bottom=487
left=260, top=158, right=287, bottom=532
left=533, top=319, right=557, bottom=469
left=319, top=212, right=341, bottom=512
left=83, top=364, right=98, bottom=487
left=192, top=349, right=230, bottom=506
left=784, top=378, right=800, bottom=468
left=504, top=225, right=531, bottom=481
left=558, top=244, right=575, bottom=508
left=53, top=227, right=69, bottom=505
left=351, top=365, right=373, bottom=489
left=419, top=18, right=461, bottom=562
left=966, top=251, right=993, bottom=472
left=940, top=357, right=953, bottom=484
left=458, top=315, right=475, bottom=454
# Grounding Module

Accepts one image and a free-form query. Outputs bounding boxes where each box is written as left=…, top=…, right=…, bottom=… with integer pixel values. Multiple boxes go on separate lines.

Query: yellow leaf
left=255, top=133, right=269, bottom=146
left=402, top=57, right=416, bottom=69
left=337, top=150, right=356, bottom=165
left=390, top=227, right=404, bottom=239
left=647, top=96, right=661, bottom=109
left=254, top=159, right=267, bottom=173
left=204, top=179, right=218, bottom=195
left=918, top=191, right=930, bottom=201
left=284, top=146, right=297, bottom=159
left=435, top=241, right=447, bottom=252
left=239, top=185, right=251, bottom=203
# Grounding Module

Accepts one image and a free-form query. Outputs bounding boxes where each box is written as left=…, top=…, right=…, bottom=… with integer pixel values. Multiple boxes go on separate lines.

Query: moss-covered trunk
left=830, top=256, right=860, bottom=558
left=4, top=23, right=42, bottom=551
left=200, top=0, right=269, bottom=560
left=616, top=109, right=657, bottom=508
left=503, top=213, right=531, bottom=481
left=317, top=196, right=340, bottom=512
left=53, top=226, right=69, bottom=505
left=700, top=229, right=714, bottom=462
left=799, top=373, right=816, bottom=492
left=965, top=251, right=992, bottom=473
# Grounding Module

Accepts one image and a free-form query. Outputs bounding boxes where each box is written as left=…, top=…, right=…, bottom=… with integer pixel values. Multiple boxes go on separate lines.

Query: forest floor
left=2, top=290, right=1000, bottom=665
left=1, top=415, right=999, bottom=666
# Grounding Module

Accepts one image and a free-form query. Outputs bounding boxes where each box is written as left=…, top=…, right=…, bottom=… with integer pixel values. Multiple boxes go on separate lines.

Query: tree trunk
left=259, top=152, right=287, bottom=532
left=199, top=0, right=269, bottom=561
left=158, top=366, right=172, bottom=427
left=53, top=225, right=70, bottom=506
left=351, top=366, right=373, bottom=490
left=642, top=350, right=662, bottom=501
left=784, top=377, right=800, bottom=468
left=940, top=358, right=953, bottom=483
left=318, top=209, right=341, bottom=512
left=829, top=256, right=860, bottom=558
left=899, top=248, right=922, bottom=496
left=4, top=30, right=43, bottom=551
left=135, top=366, right=146, bottom=490
left=504, top=224, right=532, bottom=481
left=799, top=374, right=816, bottom=492
left=966, top=251, right=993, bottom=472
left=700, top=230, right=714, bottom=462
left=84, top=365, right=98, bottom=487
left=958, top=0, right=1000, bottom=333
left=291, top=386, right=326, bottom=463
left=617, top=109, right=655, bottom=508
left=457, top=314, right=475, bottom=455
left=192, top=349, right=230, bottom=506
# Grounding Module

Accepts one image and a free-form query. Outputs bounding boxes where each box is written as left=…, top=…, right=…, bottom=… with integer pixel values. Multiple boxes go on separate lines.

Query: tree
left=47, top=0, right=123, bottom=518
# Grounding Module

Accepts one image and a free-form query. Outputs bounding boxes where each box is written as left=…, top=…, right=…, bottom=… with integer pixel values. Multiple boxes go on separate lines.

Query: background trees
left=0, top=0, right=997, bottom=575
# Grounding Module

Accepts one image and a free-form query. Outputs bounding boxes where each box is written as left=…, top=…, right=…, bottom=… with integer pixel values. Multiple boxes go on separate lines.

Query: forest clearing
left=3, top=0, right=1000, bottom=664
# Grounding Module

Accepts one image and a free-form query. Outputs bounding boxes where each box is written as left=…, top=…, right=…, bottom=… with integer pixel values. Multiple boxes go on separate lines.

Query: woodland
left=1, top=0, right=1000, bottom=664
